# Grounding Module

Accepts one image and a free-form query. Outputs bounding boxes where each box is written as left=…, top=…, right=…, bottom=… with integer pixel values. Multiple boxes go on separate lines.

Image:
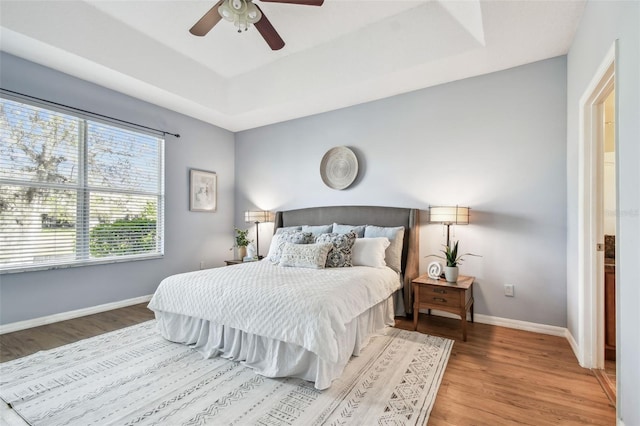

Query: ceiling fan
left=190, top=0, right=324, bottom=51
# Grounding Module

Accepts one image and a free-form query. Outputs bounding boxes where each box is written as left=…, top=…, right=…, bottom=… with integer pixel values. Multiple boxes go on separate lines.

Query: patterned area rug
left=0, top=321, right=452, bottom=426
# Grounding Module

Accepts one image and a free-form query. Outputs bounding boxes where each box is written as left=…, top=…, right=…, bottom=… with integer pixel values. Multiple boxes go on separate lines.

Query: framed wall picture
left=189, top=169, right=217, bottom=212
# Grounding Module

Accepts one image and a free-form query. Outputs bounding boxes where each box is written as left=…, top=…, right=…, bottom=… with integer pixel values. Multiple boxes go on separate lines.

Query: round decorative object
left=320, top=146, right=359, bottom=190
left=427, top=261, right=442, bottom=279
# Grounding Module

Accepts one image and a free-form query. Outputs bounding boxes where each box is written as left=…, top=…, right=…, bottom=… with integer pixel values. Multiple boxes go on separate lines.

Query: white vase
left=235, top=246, right=247, bottom=260
left=444, top=266, right=459, bottom=283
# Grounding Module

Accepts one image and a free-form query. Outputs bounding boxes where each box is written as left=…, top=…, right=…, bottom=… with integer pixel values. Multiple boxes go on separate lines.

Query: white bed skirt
left=154, top=297, right=395, bottom=390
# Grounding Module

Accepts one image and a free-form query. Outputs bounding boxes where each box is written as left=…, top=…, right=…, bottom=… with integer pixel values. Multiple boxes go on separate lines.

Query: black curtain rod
left=0, top=88, right=180, bottom=138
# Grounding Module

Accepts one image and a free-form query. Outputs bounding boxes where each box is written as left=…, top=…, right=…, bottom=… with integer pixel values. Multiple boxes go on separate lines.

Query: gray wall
left=0, top=53, right=236, bottom=324
left=566, top=1, right=640, bottom=423
left=235, top=57, right=568, bottom=327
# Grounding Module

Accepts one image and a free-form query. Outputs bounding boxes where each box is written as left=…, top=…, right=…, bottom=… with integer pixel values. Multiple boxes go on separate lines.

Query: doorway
left=599, top=87, right=617, bottom=404
left=577, top=42, right=617, bottom=407
left=578, top=41, right=620, bottom=403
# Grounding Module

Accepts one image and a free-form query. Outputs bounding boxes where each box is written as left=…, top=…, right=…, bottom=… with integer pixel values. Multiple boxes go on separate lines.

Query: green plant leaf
left=425, top=240, right=480, bottom=267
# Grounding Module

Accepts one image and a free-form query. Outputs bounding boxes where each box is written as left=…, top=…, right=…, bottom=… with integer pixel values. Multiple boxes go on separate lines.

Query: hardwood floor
left=605, top=359, right=616, bottom=388
left=0, top=304, right=155, bottom=362
left=0, top=305, right=615, bottom=425
left=593, top=360, right=617, bottom=407
left=395, top=315, right=615, bottom=425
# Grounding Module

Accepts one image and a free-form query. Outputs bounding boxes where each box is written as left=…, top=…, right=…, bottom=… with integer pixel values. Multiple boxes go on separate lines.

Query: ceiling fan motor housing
left=219, top=0, right=262, bottom=32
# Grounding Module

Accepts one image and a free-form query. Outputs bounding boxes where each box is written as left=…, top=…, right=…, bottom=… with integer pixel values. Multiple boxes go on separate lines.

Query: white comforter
left=148, top=260, right=400, bottom=364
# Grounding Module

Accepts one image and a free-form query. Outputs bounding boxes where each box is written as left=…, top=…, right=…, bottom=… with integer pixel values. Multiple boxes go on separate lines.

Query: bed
left=148, top=205, right=419, bottom=389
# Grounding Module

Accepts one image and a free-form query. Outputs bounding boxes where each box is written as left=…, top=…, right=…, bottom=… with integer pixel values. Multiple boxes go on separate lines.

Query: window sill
left=0, top=253, right=164, bottom=274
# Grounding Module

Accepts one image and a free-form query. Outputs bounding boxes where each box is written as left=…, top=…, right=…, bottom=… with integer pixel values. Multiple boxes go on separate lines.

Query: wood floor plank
left=0, top=304, right=155, bottom=362
left=395, top=314, right=615, bottom=425
left=0, top=305, right=615, bottom=425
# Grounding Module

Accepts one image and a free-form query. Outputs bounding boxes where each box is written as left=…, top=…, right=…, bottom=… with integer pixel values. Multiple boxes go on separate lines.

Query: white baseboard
left=473, top=313, right=567, bottom=337
left=420, top=309, right=568, bottom=337
left=564, top=329, right=582, bottom=364
left=0, top=295, right=153, bottom=335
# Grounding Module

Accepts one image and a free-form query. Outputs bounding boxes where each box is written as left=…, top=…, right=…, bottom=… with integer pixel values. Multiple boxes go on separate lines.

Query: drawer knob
left=432, top=289, right=446, bottom=294
left=433, top=297, right=447, bottom=303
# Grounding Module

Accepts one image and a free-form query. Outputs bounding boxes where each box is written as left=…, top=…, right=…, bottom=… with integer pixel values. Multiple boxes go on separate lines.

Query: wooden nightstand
left=412, top=274, right=475, bottom=341
left=225, top=259, right=261, bottom=266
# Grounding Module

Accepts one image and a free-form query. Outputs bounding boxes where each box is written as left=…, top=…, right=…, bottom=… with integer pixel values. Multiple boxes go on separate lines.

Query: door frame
left=577, top=42, right=617, bottom=369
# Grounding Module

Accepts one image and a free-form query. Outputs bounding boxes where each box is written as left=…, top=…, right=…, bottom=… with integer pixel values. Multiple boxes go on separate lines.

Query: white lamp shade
left=429, top=206, right=470, bottom=224
left=245, top=210, right=275, bottom=223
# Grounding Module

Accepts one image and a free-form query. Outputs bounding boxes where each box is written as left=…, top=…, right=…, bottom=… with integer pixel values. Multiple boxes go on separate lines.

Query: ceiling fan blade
left=254, top=5, right=285, bottom=51
left=189, top=0, right=224, bottom=36
left=259, top=0, right=324, bottom=5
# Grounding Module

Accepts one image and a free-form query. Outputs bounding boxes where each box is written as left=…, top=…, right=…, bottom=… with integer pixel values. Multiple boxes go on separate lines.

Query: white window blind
left=0, top=96, right=164, bottom=273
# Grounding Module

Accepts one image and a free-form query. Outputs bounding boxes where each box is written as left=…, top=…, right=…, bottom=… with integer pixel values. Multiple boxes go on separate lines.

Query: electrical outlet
left=199, top=261, right=205, bottom=270
left=504, top=284, right=515, bottom=297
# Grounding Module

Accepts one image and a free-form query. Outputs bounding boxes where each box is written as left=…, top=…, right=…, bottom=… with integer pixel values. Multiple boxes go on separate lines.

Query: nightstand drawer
left=419, top=286, right=460, bottom=308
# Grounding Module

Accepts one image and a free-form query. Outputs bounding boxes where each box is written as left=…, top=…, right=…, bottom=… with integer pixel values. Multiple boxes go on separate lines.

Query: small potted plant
left=426, top=241, right=480, bottom=282
left=232, top=228, right=252, bottom=260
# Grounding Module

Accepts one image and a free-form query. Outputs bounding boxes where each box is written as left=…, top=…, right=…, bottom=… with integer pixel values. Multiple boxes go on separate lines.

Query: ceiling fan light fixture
left=219, top=0, right=262, bottom=32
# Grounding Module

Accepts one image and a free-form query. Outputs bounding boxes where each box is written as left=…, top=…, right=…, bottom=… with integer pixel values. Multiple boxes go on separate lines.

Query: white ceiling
left=0, top=0, right=585, bottom=132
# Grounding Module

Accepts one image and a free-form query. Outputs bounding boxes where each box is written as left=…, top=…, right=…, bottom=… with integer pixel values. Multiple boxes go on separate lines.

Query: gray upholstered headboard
left=274, top=205, right=419, bottom=315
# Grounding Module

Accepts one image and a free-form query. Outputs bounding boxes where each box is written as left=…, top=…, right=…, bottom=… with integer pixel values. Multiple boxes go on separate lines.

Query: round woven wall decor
left=320, top=146, right=359, bottom=190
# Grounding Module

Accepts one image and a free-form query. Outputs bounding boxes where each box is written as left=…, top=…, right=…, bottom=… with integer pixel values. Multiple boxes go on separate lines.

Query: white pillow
left=279, top=242, right=333, bottom=269
left=265, top=234, right=281, bottom=260
left=352, top=237, right=390, bottom=268
left=363, top=225, right=405, bottom=272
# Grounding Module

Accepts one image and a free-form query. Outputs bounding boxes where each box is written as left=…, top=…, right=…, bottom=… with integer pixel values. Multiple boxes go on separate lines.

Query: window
left=0, top=96, right=164, bottom=273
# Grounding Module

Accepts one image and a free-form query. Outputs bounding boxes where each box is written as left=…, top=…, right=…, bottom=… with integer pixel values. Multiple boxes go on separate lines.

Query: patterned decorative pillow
left=363, top=225, right=405, bottom=272
left=332, top=223, right=365, bottom=238
left=279, top=242, right=333, bottom=269
left=301, top=224, right=333, bottom=236
left=275, top=226, right=302, bottom=235
left=268, top=230, right=315, bottom=264
left=315, top=232, right=357, bottom=268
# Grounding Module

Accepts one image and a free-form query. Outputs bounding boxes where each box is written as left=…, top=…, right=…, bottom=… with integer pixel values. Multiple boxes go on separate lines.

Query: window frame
left=0, top=94, right=165, bottom=274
